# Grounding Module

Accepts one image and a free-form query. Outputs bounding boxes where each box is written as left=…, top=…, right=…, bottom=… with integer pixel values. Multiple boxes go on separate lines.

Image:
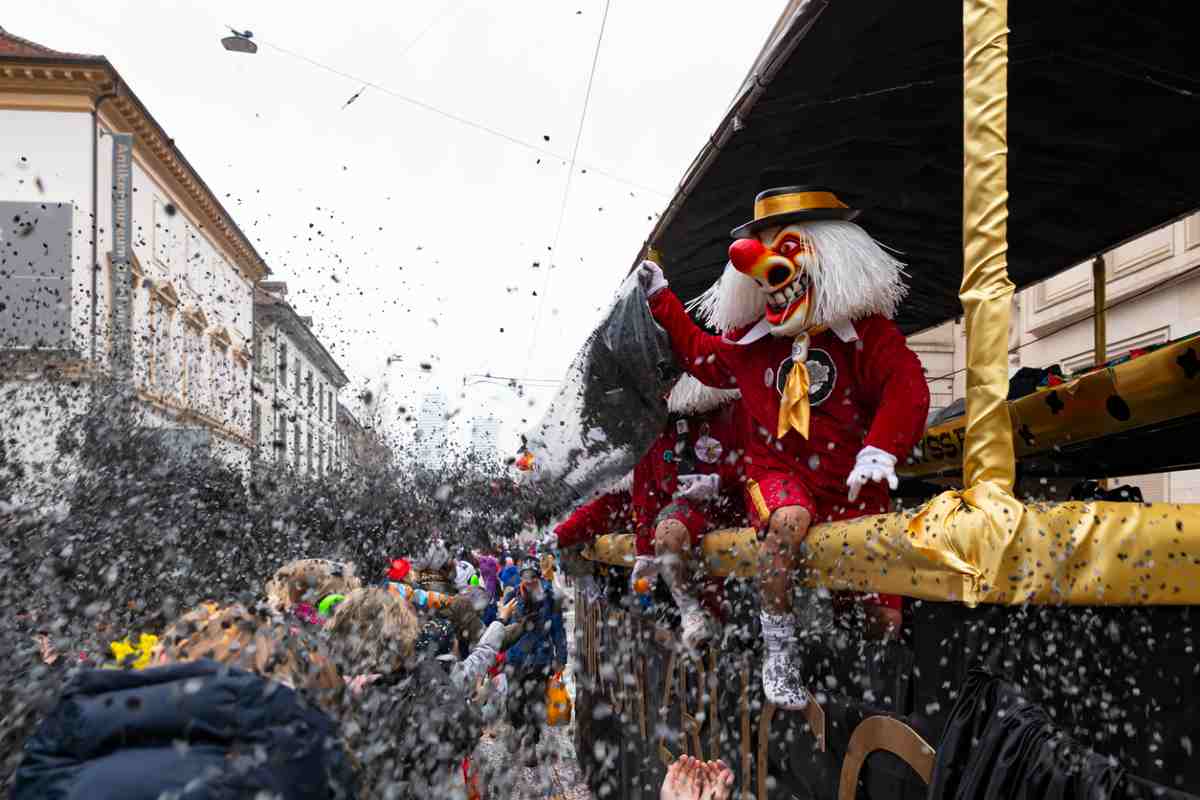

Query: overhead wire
left=522, top=0, right=614, bottom=379
left=249, top=30, right=666, bottom=197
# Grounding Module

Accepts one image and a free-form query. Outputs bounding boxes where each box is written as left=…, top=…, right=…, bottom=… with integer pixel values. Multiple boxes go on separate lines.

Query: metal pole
left=1092, top=254, right=1107, bottom=490
left=1092, top=255, right=1107, bottom=367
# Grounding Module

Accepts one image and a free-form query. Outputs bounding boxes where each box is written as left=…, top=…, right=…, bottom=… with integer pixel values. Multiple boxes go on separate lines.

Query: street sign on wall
left=110, top=132, right=134, bottom=376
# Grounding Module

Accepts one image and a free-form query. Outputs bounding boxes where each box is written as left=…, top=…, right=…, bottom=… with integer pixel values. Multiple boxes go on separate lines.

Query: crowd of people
left=10, top=541, right=571, bottom=799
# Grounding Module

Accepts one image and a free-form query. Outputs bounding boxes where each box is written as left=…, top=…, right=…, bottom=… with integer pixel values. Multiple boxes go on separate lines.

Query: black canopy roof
left=648, top=0, right=1200, bottom=334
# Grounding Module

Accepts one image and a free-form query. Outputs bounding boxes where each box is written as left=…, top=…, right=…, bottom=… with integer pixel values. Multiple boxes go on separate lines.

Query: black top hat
left=730, top=170, right=859, bottom=239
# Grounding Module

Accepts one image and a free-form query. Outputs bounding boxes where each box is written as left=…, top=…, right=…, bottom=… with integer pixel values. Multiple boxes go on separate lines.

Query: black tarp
left=929, top=670, right=1197, bottom=800
left=654, top=0, right=1200, bottom=335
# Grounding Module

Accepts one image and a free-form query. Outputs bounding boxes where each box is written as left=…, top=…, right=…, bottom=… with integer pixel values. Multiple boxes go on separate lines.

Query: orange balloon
left=634, top=578, right=651, bottom=594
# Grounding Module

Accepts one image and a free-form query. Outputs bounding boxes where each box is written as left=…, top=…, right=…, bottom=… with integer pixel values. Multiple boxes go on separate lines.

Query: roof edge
left=0, top=51, right=271, bottom=282
left=256, top=298, right=349, bottom=388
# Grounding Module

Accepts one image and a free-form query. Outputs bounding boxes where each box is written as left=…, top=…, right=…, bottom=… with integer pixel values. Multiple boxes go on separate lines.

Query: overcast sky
left=11, top=0, right=784, bottom=457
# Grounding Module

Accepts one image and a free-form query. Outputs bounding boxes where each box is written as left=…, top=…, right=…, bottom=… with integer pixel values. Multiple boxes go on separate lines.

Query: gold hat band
left=754, top=190, right=848, bottom=220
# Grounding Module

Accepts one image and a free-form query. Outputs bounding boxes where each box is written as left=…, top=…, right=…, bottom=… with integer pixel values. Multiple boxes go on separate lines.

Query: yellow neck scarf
left=777, top=326, right=827, bottom=439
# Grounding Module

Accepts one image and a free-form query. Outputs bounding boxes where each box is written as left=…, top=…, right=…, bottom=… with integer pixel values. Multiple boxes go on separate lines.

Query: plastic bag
left=545, top=671, right=572, bottom=726
left=519, top=273, right=680, bottom=516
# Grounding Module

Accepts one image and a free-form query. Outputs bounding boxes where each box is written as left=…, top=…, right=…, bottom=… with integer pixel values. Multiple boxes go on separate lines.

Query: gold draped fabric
left=777, top=358, right=811, bottom=439
left=584, top=488, right=1200, bottom=606
left=960, top=0, right=1016, bottom=493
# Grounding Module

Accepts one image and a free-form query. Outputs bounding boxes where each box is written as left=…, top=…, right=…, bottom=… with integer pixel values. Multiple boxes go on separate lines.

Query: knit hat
left=387, top=558, right=412, bottom=582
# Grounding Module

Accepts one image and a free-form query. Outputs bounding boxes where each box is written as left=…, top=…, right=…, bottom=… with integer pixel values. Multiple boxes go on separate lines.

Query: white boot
left=760, top=611, right=808, bottom=709
left=660, top=552, right=715, bottom=652
left=676, top=596, right=715, bottom=652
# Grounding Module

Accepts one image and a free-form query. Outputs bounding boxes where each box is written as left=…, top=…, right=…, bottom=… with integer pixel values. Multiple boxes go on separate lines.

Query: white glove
left=636, top=260, right=668, bottom=297
left=630, top=554, right=658, bottom=593
left=846, top=445, right=899, bottom=502
left=674, top=473, right=720, bottom=502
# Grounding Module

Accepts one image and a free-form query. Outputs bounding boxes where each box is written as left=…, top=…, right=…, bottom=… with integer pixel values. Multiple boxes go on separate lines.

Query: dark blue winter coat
left=13, top=659, right=357, bottom=799
left=504, top=580, right=567, bottom=671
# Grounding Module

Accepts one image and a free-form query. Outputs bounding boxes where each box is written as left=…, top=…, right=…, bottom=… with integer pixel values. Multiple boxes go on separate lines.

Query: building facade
left=416, top=391, right=449, bottom=465
left=252, top=283, right=348, bottom=478
left=908, top=212, right=1200, bottom=503
left=1, top=27, right=267, bottom=493
left=336, top=402, right=391, bottom=472
left=469, top=414, right=501, bottom=459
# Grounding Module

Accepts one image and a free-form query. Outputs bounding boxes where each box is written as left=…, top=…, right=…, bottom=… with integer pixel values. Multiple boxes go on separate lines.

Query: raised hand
left=699, top=759, right=734, bottom=800
left=660, top=755, right=704, bottom=800
left=498, top=597, right=520, bottom=622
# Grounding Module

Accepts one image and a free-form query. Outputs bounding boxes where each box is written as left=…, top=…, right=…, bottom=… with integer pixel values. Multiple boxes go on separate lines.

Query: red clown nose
left=729, top=238, right=766, bottom=273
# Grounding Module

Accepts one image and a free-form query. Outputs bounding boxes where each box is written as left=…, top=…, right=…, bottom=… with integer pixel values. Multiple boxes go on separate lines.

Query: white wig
left=666, top=373, right=740, bottom=415
left=688, top=220, right=908, bottom=334
left=687, top=261, right=762, bottom=335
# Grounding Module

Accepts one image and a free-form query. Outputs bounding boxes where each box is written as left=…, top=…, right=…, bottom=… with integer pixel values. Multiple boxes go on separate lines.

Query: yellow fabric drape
left=583, top=490, right=1200, bottom=606
left=777, top=359, right=811, bottom=438
left=776, top=327, right=826, bottom=439
left=960, top=0, right=1016, bottom=492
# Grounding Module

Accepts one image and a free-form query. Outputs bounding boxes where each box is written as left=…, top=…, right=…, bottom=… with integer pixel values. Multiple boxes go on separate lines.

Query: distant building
left=470, top=415, right=501, bottom=459
left=416, top=391, right=449, bottom=465
left=336, top=402, right=391, bottom=471
left=251, top=282, right=348, bottom=479
left=0, top=26, right=267, bottom=494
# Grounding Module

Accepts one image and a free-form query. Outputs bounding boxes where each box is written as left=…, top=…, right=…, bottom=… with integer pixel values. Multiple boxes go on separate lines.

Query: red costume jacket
left=650, top=289, right=929, bottom=522
left=631, top=401, right=747, bottom=556
left=553, top=402, right=749, bottom=555
left=554, top=490, right=632, bottom=550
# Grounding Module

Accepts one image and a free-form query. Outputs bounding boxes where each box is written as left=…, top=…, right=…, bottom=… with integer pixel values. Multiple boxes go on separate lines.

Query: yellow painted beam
left=900, top=334, right=1200, bottom=478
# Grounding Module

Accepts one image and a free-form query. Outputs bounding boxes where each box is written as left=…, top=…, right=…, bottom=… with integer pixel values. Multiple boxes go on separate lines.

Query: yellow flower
left=132, top=634, right=158, bottom=670
left=110, top=637, right=135, bottom=664
left=110, top=633, right=160, bottom=669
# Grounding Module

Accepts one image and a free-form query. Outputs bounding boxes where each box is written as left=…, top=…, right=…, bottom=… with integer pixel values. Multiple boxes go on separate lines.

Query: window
left=329, top=389, right=335, bottom=422
left=208, top=341, right=226, bottom=417
left=306, top=371, right=313, bottom=406
left=278, top=416, right=287, bottom=458
left=151, top=301, right=181, bottom=400
left=294, top=358, right=301, bottom=396
left=319, top=382, right=325, bottom=420
left=318, top=440, right=324, bottom=476
left=279, top=341, right=288, bottom=384
left=293, top=424, right=301, bottom=469
left=187, top=328, right=206, bottom=411
left=306, top=431, right=313, bottom=474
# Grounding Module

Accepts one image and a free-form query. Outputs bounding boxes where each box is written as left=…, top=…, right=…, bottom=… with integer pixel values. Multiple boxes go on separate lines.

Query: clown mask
left=728, top=225, right=818, bottom=338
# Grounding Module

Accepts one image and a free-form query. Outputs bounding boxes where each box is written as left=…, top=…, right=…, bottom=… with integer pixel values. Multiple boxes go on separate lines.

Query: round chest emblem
left=694, top=435, right=723, bottom=464
left=775, top=347, right=837, bottom=408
